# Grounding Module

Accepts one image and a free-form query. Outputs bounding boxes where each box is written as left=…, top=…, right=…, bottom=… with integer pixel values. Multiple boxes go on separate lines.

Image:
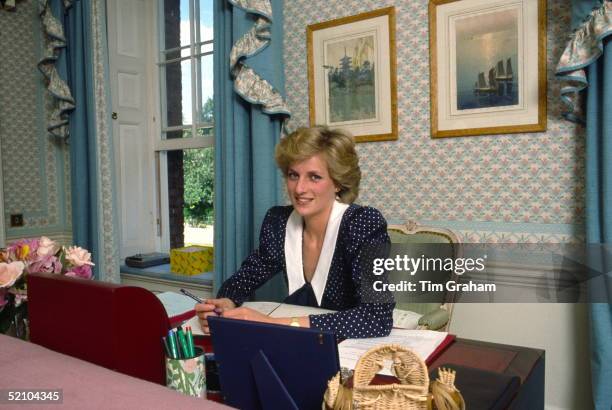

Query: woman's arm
left=221, top=308, right=311, bottom=328
left=216, top=208, right=285, bottom=306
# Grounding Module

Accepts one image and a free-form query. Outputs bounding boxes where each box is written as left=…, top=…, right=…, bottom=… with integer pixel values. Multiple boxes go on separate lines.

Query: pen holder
left=165, top=346, right=206, bottom=398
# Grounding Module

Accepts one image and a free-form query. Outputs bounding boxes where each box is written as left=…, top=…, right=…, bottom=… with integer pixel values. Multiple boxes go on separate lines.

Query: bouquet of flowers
left=0, top=236, right=94, bottom=338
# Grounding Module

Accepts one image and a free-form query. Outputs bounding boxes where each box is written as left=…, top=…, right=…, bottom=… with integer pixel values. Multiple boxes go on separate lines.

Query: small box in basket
left=170, top=245, right=214, bottom=275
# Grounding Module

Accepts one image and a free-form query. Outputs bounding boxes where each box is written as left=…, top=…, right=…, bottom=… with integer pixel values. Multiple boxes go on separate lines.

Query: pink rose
left=7, top=238, right=39, bottom=261
left=37, top=236, right=60, bottom=257
left=65, top=264, right=93, bottom=280
left=0, top=261, right=25, bottom=288
left=65, top=246, right=94, bottom=267
left=28, top=255, right=62, bottom=274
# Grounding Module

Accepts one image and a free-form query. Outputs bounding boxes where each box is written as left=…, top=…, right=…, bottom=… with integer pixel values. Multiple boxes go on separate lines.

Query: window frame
left=152, top=0, right=215, bottom=252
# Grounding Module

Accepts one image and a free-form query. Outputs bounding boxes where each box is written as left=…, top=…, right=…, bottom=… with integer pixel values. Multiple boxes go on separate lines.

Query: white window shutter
left=106, top=0, right=158, bottom=259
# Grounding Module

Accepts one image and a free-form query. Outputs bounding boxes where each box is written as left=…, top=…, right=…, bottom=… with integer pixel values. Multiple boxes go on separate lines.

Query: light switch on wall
left=10, top=214, right=23, bottom=227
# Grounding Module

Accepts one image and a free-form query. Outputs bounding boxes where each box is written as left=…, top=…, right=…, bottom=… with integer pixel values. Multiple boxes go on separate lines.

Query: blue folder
left=208, top=316, right=340, bottom=410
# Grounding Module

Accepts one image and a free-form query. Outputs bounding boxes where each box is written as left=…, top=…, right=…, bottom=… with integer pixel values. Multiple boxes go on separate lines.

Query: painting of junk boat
left=429, top=0, right=546, bottom=138
left=455, top=8, right=519, bottom=110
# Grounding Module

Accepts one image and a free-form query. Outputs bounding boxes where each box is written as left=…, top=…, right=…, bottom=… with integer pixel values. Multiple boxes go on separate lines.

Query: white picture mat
left=435, top=0, right=540, bottom=131
left=312, top=15, right=392, bottom=136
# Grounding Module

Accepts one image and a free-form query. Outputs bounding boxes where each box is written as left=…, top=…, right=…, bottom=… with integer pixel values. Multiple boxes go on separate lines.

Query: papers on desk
left=184, top=302, right=337, bottom=336
left=155, top=291, right=197, bottom=321
left=338, top=329, right=449, bottom=376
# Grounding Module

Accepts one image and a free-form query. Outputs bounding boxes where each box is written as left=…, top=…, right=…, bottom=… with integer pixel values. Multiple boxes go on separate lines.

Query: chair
left=387, top=221, right=461, bottom=331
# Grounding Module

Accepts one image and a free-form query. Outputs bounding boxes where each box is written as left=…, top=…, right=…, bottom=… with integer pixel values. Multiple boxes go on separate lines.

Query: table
left=197, top=334, right=545, bottom=409
left=0, top=334, right=229, bottom=410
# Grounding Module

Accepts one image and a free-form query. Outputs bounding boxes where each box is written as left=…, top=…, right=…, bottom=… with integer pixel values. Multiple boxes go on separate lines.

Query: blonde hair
left=275, top=126, right=361, bottom=204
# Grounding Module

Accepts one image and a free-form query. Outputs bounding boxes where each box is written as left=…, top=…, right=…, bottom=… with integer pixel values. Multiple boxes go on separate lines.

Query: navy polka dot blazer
left=217, top=204, right=395, bottom=338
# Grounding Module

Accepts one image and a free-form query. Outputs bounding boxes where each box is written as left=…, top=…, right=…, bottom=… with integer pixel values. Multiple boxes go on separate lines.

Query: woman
left=196, top=126, right=394, bottom=338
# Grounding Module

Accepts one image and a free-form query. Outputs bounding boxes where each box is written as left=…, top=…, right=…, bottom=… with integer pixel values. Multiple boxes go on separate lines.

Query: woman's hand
left=195, top=297, right=236, bottom=334
left=221, top=307, right=273, bottom=324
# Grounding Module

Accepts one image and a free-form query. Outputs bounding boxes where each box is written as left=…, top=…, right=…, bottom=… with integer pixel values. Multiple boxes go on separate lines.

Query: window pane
left=197, top=0, right=214, bottom=43
left=196, top=54, right=213, bottom=126
left=163, top=0, right=190, bottom=52
left=195, top=41, right=213, bottom=57
left=162, top=59, right=192, bottom=128
left=165, top=147, right=215, bottom=249
left=197, top=126, right=213, bottom=138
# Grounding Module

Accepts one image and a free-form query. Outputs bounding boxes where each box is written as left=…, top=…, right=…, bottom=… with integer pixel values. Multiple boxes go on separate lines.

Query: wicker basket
left=324, top=344, right=431, bottom=410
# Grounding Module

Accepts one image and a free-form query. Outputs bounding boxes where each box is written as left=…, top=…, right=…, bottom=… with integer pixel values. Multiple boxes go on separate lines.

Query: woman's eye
left=288, top=172, right=298, bottom=180
left=310, top=175, right=321, bottom=181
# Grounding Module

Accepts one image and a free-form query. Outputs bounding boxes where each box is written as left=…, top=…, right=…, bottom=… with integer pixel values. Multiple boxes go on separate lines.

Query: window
left=107, top=0, right=215, bottom=267
left=156, top=0, right=214, bottom=251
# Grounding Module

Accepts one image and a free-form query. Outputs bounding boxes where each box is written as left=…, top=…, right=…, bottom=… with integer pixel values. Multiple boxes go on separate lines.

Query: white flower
left=65, top=246, right=95, bottom=267
left=37, top=236, right=60, bottom=257
left=0, top=261, right=25, bottom=288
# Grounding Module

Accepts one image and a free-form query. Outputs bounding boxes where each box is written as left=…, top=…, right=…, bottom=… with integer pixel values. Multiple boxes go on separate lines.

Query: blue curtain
left=48, top=0, right=100, bottom=278
left=40, top=0, right=118, bottom=281
left=585, top=38, right=612, bottom=410
left=566, top=1, right=612, bottom=408
left=213, top=0, right=288, bottom=301
left=65, top=1, right=100, bottom=278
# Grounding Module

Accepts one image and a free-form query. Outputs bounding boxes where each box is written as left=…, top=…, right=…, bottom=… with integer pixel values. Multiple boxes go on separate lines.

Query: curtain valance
left=38, top=0, right=75, bottom=141
left=555, top=1, right=612, bottom=123
left=227, top=0, right=291, bottom=117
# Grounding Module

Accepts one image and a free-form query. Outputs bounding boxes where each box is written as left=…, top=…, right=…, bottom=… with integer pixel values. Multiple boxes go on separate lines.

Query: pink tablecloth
left=0, top=334, right=230, bottom=409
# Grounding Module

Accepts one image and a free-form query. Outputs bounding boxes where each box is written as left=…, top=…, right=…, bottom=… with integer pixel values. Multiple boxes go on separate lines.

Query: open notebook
left=338, top=329, right=454, bottom=375
left=155, top=291, right=197, bottom=323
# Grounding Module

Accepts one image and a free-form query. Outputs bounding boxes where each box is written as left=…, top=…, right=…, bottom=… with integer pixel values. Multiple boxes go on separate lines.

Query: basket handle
left=353, top=344, right=429, bottom=388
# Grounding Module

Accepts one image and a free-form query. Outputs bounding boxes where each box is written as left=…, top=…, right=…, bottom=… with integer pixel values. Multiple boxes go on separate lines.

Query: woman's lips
left=295, top=197, right=313, bottom=205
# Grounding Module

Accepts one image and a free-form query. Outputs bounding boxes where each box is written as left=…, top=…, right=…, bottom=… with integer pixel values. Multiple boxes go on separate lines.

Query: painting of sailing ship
left=325, top=34, right=376, bottom=123
left=455, top=8, right=519, bottom=110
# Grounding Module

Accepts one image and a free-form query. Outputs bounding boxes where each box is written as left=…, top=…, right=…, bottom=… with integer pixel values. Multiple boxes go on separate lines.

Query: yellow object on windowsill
left=170, top=245, right=214, bottom=275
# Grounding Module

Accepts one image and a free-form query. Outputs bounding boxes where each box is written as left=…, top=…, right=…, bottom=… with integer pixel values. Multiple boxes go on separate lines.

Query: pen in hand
left=180, top=288, right=203, bottom=303
left=180, top=288, right=223, bottom=315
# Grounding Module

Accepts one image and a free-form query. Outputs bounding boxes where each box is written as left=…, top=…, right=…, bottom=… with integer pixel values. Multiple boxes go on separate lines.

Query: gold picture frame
left=429, top=0, right=547, bottom=138
left=307, top=7, right=398, bottom=143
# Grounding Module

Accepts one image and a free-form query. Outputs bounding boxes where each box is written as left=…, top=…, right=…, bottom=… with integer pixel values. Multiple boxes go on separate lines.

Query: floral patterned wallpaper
left=0, top=0, right=71, bottom=240
left=284, top=0, right=584, bottom=243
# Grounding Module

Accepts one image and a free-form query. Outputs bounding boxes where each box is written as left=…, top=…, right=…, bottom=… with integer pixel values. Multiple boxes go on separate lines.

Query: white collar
left=284, top=201, right=349, bottom=306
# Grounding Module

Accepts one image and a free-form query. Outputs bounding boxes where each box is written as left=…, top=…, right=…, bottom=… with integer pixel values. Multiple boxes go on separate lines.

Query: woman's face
left=286, top=153, right=338, bottom=220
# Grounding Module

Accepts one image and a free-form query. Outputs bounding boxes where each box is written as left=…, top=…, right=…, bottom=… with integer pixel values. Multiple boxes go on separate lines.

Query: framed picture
left=429, top=0, right=546, bottom=138
left=307, top=7, right=397, bottom=143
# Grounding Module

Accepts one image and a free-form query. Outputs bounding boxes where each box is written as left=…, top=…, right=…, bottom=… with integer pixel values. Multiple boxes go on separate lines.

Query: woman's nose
left=295, top=177, right=307, bottom=193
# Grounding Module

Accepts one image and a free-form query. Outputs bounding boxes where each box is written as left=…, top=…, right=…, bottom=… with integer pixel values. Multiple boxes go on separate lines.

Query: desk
left=430, top=338, right=545, bottom=409
left=197, top=335, right=544, bottom=409
left=0, top=335, right=229, bottom=409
